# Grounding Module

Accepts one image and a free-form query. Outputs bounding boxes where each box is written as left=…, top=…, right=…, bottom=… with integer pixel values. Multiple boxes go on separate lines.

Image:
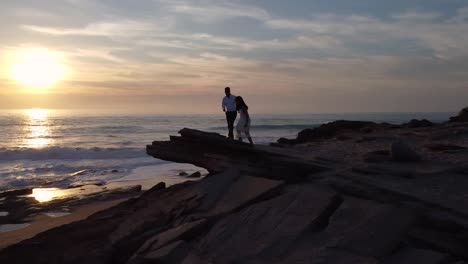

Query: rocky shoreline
left=0, top=109, right=468, bottom=263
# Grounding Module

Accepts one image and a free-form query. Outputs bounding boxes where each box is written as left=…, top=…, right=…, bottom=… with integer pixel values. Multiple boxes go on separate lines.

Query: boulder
left=450, top=107, right=468, bottom=122
left=403, top=119, right=434, bottom=128
left=380, top=122, right=402, bottom=129
left=187, top=171, right=201, bottom=178
left=360, top=126, right=375, bottom=134
left=390, top=141, right=422, bottom=162
left=291, top=120, right=377, bottom=144
left=276, top=137, right=297, bottom=145
left=68, top=180, right=105, bottom=188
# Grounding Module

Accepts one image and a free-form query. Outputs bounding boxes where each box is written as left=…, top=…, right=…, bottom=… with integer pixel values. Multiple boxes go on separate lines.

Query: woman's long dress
left=236, top=108, right=251, bottom=138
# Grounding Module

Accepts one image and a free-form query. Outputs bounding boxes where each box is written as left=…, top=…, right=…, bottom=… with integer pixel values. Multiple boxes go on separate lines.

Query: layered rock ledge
left=1, top=121, right=468, bottom=263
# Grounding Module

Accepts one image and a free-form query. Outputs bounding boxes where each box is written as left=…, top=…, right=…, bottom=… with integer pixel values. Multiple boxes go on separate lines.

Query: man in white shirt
left=221, top=87, right=237, bottom=139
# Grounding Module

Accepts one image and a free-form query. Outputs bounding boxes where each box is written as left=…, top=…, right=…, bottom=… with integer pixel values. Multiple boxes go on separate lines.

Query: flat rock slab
left=130, top=219, right=206, bottom=261
left=391, top=141, right=422, bottom=162
left=147, top=128, right=328, bottom=179
left=110, top=169, right=239, bottom=243
left=310, top=249, right=379, bottom=264
left=348, top=171, right=468, bottom=217
left=139, top=240, right=191, bottom=264
left=382, top=247, right=447, bottom=264
left=180, top=252, right=206, bottom=264
left=356, top=162, right=462, bottom=178
left=195, top=185, right=341, bottom=263
left=425, top=144, right=467, bottom=152
left=204, top=175, right=284, bottom=217
left=333, top=203, right=415, bottom=258
left=280, top=197, right=415, bottom=262
left=243, top=249, right=379, bottom=264
left=408, top=227, right=468, bottom=259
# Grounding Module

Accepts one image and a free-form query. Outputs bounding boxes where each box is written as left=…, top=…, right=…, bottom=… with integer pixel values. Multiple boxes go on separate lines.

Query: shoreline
left=0, top=163, right=207, bottom=246
left=0, top=108, right=467, bottom=263
left=0, top=198, right=128, bottom=249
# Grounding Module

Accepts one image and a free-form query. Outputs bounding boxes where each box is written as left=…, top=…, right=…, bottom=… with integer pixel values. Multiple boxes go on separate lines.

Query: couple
left=221, top=87, right=253, bottom=145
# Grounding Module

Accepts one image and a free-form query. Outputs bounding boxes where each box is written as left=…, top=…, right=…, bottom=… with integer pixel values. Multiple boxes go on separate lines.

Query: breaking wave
left=0, top=146, right=147, bottom=161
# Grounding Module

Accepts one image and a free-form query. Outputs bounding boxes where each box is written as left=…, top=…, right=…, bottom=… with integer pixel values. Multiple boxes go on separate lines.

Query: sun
left=9, top=49, right=66, bottom=89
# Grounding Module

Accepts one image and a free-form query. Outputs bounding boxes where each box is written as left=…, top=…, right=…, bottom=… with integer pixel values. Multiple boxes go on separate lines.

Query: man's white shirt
left=222, top=95, right=237, bottom=112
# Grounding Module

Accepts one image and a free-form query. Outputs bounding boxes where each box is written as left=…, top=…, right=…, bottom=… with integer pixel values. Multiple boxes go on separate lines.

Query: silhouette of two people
left=221, top=87, right=253, bottom=145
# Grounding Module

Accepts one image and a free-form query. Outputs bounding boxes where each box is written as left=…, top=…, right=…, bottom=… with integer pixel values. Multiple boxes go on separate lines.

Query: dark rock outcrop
left=0, top=169, right=284, bottom=264
left=450, top=107, right=468, bottom=122
left=390, top=141, right=422, bottom=162
left=0, top=188, right=33, bottom=198
left=147, top=128, right=328, bottom=180
left=196, top=185, right=342, bottom=263
left=403, top=119, right=434, bottom=128
left=363, top=150, right=390, bottom=163
left=382, top=247, right=448, bottom=264
left=278, top=120, right=377, bottom=144
left=425, top=144, right=467, bottom=152
left=0, top=185, right=142, bottom=226
left=2, top=128, right=468, bottom=263
left=297, top=120, right=377, bottom=142
left=187, top=171, right=201, bottom=178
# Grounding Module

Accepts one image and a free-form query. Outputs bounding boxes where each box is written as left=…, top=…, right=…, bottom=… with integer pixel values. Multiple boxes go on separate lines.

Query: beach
left=0, top=198, right=127, bottom=249
left=0, top=109, right=467, bottom=263
left=2, top=0, right=468, bottom=262
left=0, top=162, right=207, bottom=249
left=0, top=110, right=453, bottom=192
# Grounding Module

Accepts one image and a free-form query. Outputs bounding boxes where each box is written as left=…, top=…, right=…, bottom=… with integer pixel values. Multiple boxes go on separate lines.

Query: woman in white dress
left=235, top=96, right=253, bottom=145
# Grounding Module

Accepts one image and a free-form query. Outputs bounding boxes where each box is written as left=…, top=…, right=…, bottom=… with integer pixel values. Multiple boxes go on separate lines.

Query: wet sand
left=0, top=198, right=127, bottom=249
left=0, top=163, right=207, bottom=250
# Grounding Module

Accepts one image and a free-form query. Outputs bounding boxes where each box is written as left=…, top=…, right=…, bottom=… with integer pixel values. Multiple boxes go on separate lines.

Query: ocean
left=0, top=109, right=453, bottom=192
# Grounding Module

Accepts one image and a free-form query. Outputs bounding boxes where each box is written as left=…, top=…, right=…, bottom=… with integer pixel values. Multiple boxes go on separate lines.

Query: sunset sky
left=1, top=0, right=467, bottom=113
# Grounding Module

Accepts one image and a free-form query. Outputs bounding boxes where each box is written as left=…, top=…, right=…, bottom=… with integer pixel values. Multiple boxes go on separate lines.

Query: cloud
left=138, top=32, right=341, bottom=53
left=67, top=48, right=127, bottom=63
left=266, top=15, right=385, bottom=35
left=391, top=11, right=441, bottom=21
left=265, top=8, right=468, bottom=58
left=12, top=8, right=58, bottom=20
left=162, top=0, right=270, bottom=23
left=2, top=0, right=468, bottom=112
left=23, top=20, right=154, bottom=37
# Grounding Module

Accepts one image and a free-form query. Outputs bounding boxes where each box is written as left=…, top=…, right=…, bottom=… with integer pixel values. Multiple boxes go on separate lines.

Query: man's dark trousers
left=226, top=111, right=237, bottom=139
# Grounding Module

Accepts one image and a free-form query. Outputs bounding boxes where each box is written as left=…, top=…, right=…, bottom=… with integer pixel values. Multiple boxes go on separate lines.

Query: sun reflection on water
left=27, top=108, right=49, bottom=120
left=32, top=188, right=58, bottom=203
left=31, top=186, right=108, bottom=203
left=23, top=108, right=53, bottom=148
